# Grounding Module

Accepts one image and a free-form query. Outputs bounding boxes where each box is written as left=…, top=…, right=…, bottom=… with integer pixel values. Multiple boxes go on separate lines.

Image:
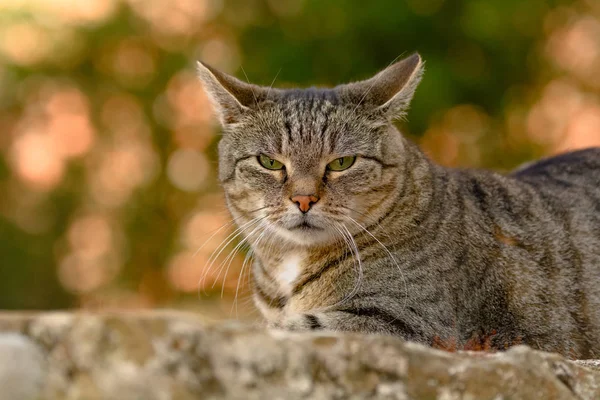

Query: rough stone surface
left=0, top=333, right=46, bottom=400
left=0, top=311, right=599, bottom=400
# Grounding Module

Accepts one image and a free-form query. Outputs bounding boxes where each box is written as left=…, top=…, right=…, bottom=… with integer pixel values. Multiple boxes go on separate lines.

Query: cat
left=196, top=53, right=600, bottom=359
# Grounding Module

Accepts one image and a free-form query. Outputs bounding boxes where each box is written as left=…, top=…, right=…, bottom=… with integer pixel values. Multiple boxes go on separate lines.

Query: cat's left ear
left=196, top=61, right=264, bottom=125
left=338, top=53, right=424, bottom=119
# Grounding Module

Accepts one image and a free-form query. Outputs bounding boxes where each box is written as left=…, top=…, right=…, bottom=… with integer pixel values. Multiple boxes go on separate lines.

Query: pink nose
left=291, top=195, right=319, bottom=213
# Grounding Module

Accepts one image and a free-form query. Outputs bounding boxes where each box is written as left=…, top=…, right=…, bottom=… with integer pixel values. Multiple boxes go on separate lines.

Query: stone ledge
left=0, top=311, right=599, bottom=400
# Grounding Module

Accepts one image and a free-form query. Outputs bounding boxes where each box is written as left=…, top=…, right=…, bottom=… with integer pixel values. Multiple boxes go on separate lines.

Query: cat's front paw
left=271, top=313, right=324, bottom=331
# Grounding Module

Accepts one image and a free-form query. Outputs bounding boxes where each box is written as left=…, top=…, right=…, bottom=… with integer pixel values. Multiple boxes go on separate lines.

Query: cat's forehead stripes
left=266, top=92, right=377, bottom=165
left=279, top=95, right=332, bottom=158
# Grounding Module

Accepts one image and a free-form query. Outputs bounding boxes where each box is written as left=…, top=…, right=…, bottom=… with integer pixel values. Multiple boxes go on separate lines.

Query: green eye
left=327, top=156, right=356, bottom=171
left=258, top=154, right=285, bottom=170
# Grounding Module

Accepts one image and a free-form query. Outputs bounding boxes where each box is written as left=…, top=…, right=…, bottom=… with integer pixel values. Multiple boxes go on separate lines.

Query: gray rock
left=0, top=333, right=46, bottom=400
left=0, top=311, right=599, bottom=399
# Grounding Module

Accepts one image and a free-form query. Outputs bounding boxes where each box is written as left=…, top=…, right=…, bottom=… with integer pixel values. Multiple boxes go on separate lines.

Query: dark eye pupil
left=270, top=159, right=274, bottom=166
left=338, top=158, right=344, bottom=166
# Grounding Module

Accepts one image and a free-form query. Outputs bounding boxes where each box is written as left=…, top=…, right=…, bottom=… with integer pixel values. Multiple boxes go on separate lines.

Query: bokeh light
left=167, top=149, right=210, bottom=192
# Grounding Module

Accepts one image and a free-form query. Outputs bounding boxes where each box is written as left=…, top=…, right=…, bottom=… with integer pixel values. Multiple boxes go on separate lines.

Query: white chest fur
left=276, top=254, right=303, bottom=296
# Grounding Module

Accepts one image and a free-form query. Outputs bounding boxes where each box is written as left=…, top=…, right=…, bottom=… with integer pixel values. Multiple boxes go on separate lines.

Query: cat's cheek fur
left=235, top=162, right=283, bottom=188
left=224, top=162, right=286, bottom=216
left=330, top=164, right=384, bottom=194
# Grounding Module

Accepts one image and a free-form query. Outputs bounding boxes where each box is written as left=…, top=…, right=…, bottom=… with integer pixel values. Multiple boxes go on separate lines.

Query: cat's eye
left=258, top=154, right=285, bottom=170
left=327, top=156, right=356, bottom=171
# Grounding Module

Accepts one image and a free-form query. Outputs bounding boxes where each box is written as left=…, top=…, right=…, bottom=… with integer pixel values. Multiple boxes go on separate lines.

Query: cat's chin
left=274, top=225, right=337, bottom=247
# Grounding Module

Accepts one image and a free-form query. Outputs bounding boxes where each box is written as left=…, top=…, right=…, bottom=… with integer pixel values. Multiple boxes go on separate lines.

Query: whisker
left=343, top=215, right=409, bottom=311
left=214, top=220, right=266, bottom=295
left=192, top=206, right=270, bottom=258
left=312, top=221, right=363, bottom=313
left=198, top=217, right=265, bottom=296
left=240, top=66, right=259, bottom=108
left=217, top=238, right=248, bottom=295
left=337, top=223, right=364, bottom=305
left=231, top=221, right=272, bottom=316
left=192, top=219, right=237, bottom=259
left=231, top=247, right=254, bottom=317
left=267, top=68, right=282, bottom=97
left=336, top=203, right=396, bottom=243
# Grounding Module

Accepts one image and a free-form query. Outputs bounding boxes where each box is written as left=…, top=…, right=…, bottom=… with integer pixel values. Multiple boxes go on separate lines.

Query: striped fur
left=197, top=54, right=600, bottom=359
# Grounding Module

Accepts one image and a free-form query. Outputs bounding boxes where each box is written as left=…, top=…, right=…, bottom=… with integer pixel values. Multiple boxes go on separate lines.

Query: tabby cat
left=196, top=53, right=600, bottom=359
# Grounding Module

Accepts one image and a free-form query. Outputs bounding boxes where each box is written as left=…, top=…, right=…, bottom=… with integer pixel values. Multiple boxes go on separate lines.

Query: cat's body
left=197, top=54, right=600, bottom=359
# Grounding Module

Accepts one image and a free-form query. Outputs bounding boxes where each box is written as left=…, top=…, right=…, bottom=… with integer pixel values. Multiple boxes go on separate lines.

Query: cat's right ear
left=196, top=61, right=260, bottom=125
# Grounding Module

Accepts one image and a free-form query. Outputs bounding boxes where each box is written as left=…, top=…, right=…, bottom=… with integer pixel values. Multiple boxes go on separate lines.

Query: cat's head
left=197, top=54, right=424, bottom=247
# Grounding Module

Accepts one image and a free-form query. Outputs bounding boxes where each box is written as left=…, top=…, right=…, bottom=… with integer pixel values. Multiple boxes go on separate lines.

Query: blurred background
left=0, top=0, right=599, bottom=321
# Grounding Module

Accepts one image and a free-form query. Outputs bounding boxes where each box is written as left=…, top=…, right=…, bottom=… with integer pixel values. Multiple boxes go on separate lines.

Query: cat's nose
left=290, top=194, right=319, bottom=213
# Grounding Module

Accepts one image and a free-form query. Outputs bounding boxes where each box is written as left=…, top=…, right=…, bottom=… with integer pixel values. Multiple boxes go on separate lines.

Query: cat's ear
left=339, top=53, right=424, bottom=119
left=196, top=61, right=262, bottom=125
